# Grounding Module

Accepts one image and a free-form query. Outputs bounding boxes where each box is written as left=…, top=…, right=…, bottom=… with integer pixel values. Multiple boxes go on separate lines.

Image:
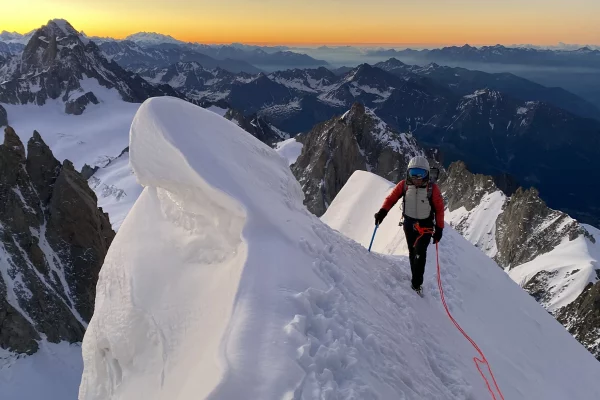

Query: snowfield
left=445, top=191, right=507, bottom=259
left=1, top=81, right=140, bottom=171
left=0, top=342, right=83, bottom=400
left=79, top=96, right=600, bottom=400
left=508, top=223, right=600, bottom=312
left=87, top=150, right=142, bottom=231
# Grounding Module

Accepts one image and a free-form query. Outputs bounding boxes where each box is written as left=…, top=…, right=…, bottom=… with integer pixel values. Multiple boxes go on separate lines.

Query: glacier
left=78, top=96, right=600, bottom=400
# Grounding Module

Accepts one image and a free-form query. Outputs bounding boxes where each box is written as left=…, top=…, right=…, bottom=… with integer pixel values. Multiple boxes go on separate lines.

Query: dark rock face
left=46, top=160, right=115, bottom=321
left=439, top=161, right=586, bottom=270
left=0, top=126, right=115, bottom=354
left=557, top=282, right=600, bottom=361
left=26, top=130, right=62, bottom=204
left=81, top=164, right=99, bottom=180
left=0, top=104, right=7, bottom=126
left=224, top=108, right=286, bottom=147
left=439, top=160, right=499, bottom=213
left=495, top=186, right=586, bottom=269
left=292, top=103, right=423, bottom=216
left=522, top=270, right=559, bottom=306
left=65, top=92, right=99, bottom=115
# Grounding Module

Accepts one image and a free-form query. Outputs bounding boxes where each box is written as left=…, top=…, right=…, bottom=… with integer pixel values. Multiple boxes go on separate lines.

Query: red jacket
left=381, top=180, right=445, bottom=228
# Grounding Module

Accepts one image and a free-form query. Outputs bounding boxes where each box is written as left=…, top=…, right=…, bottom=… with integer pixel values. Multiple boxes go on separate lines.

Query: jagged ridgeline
left=438, top=160, right=600, bottom=360
left=0, top=126, right=114, bottom=354
left=291, top=103, right=426, bottom=216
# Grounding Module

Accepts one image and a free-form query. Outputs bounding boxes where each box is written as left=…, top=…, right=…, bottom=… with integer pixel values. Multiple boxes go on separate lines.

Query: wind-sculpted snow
left=79, top=97, right=600, bottom=400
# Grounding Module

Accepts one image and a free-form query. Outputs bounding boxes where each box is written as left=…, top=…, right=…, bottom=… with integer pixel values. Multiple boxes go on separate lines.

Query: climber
left=373, top=156, right=445, bottom=294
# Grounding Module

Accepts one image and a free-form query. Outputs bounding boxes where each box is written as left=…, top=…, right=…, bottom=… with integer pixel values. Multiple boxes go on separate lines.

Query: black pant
left=403, top=218, right=433, bottom=288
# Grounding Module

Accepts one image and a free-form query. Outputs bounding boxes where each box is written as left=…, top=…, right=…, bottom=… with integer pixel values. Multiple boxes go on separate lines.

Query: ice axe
left=368, top=224, right=379, bottom=252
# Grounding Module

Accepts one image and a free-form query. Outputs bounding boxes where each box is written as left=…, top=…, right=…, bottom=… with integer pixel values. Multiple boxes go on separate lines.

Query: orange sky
left=1, top=0, right=599, bottom=46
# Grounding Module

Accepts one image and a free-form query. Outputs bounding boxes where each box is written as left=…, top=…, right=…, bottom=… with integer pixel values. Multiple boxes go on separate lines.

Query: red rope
left=435, top=243, right=505, bottom=400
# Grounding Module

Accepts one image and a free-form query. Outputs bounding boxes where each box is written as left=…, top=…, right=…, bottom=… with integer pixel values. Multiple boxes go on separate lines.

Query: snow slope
left=0, top=342, right=83, bottom=400
left=275, top=137, right=303, bottom=166
left=87, top=150, right=142, bottom=231
left=508, top=223, right=600, bottom=311
left=1, top=80, right=140, bottom=170
left=79, top=96, right=600, bottom=400
left=445, top=191, right=507, bottom=259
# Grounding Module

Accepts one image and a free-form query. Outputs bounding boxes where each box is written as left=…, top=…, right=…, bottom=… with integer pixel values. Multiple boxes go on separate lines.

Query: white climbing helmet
left=407, top=155, right=430, bottom=172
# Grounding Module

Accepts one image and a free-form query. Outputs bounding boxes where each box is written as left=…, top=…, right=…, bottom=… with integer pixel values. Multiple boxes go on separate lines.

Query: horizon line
left=3, top=23, right=599, bottom=48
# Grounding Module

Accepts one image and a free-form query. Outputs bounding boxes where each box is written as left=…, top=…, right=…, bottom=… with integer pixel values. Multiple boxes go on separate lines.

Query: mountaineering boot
left=411, top=284, right=423, bottom=297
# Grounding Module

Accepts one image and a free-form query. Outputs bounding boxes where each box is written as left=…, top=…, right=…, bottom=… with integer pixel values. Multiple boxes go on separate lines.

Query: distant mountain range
left=375, top=58, right=600, bottom=121
left=98, top=40, right=262, bottom=73
left=140, top=60, right=600, bottom=225
left=367, top=44, right=600, bottom=69
left=0, top=29, right=34, bottom=45
left=2, top=19, right=599, bottom=226
left=95, top=32, right=328, bottom=72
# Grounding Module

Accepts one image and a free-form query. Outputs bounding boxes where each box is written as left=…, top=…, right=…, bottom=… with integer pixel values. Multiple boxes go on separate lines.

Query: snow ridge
left=79, top=97, right=600, bottom=400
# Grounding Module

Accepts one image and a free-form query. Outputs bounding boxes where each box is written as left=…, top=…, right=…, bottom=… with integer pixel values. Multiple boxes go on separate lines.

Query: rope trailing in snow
left=435, top=243, right=505, bottom=400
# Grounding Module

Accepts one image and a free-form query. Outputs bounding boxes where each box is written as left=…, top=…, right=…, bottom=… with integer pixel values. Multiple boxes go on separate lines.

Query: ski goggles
left=408, top=167, right=428, bottom=179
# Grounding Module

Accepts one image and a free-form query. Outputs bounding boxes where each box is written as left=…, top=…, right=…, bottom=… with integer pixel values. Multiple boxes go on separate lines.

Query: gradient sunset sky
left=1, top=0, right=599, bottom=46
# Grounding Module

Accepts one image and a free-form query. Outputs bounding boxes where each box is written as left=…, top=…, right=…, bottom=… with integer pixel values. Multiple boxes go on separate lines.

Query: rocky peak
left=26, top=130, right=62, bottom=204
left=439, top=160, right=499, bottom=212
left=1, top=19, right=184, bottom=115
left=440, top=160, right=587, bottom=269
left=386, top=58, right=406, bottom=67
left=0, top=126, right=115, bottom=354
left=21, top=20, right=86, bottom=72
left=495, top=186, right=586, bottom=269
left=3, top=126, right=25, bottom=160
left=224, top=108, right=285, bottom=147
left=292, top=102, right=424, bottom=216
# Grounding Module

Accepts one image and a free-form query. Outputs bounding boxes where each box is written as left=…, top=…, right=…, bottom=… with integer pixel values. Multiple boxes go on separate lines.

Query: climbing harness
left=412, top=222, right=434, bottom=247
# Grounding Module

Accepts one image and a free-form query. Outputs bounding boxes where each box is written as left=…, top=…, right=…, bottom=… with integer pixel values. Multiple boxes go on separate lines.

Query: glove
left=432, top=227, right=443, bottom=243
left=374, top=208, right=388, bottom=225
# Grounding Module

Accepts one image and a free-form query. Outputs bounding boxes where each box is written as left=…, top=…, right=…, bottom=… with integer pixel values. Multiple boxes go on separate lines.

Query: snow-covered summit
left=125, top=32, right=185, bottom=47
left=48, top=18, right=80, bottom=38
left=80, top=96, right=600, bottom=400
